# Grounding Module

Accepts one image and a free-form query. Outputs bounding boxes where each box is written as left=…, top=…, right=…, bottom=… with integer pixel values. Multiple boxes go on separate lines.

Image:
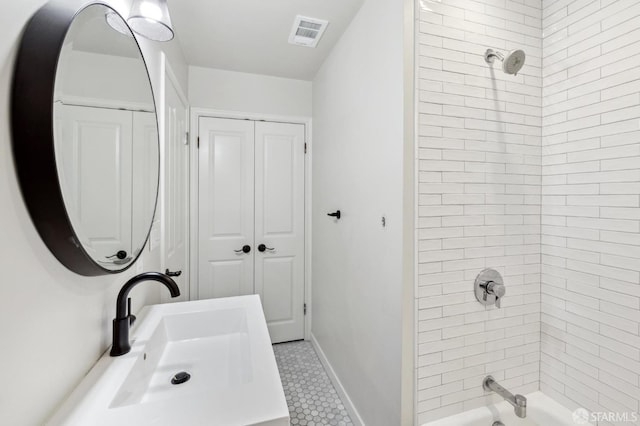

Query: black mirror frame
left=11, top=2, right=160, bottom=276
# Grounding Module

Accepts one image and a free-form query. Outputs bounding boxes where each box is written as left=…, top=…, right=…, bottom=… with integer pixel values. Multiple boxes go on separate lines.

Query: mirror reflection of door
left=55, top=104, right=134, bottom=264
left=198, top=117, right=305, bottom=343
left=162, top=72, right=190, bottom=301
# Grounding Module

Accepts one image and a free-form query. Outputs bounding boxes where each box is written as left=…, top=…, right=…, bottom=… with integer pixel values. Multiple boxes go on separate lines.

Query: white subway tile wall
left=540, top=0, right=640, bottom=422
left=416, top=0, right=640, bottom=423
left=415, top=0, right=542, bottom=423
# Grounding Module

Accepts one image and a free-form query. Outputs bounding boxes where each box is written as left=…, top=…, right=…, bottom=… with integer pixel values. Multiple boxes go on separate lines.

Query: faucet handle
left=488, top=282, right=506, bottom=298
left=486, top=281, right=506, bottom=308
left=127, top=297, right=136, bottom=326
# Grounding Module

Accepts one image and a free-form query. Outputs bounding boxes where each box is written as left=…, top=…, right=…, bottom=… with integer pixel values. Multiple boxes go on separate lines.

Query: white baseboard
left=310, top=333, right=365, bottom=426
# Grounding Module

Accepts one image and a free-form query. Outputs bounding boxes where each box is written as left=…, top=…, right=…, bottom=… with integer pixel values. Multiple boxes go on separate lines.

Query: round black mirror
left=11, top=3, right=159, bottom=276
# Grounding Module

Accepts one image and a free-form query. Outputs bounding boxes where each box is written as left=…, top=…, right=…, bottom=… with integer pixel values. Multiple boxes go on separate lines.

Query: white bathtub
left=424, top=392, right=593, bottom=426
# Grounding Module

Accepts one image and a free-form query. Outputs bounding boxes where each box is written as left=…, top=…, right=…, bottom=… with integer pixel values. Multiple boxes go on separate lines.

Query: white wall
left=189, top=66, right=312, bottom=117
left=57, top=51, right=153, bottom=107
left=0, top=1, right=188, bottom=424
left=415, top=0, right=542, bottom=423
left=540, top=0, right=640, bottom=421
left=311, top=0, right=406, bottom=424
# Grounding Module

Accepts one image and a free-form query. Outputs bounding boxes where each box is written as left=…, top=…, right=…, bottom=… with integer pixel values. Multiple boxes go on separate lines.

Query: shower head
left=485, top=48, right=526, bottom=76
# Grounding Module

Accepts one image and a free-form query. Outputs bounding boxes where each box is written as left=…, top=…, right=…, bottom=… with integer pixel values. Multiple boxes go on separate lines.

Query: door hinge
left=184, top=131, right=189, bottom=146
left=197, top=136, right=200, bottom=149
left=304, top=303, right=307, bottom=315
left=304, top=142, right=307, bottom=154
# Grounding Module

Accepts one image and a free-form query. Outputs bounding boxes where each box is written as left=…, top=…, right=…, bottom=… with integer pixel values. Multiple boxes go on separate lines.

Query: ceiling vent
left=288, top=15, right=329, bottom=48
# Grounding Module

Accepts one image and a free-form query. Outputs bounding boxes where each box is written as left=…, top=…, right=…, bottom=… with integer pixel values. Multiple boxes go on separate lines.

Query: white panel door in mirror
left=55, top=104, right=133, bottom=264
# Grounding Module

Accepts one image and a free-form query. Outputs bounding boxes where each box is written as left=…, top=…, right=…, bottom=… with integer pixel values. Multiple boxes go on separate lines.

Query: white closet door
left=198, top=117, right=255, bottom=299
left=255, top=121, right=305, bottom=343
left=55, top=104, right=133, bottom=263
left=162, top=78, right=189, bottom=301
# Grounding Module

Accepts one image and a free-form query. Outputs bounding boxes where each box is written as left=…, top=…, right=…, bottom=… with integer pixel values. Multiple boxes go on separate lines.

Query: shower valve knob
left=474, top=269, right=505, bottom=308
left=486, top=282, right=506, bottom=308
left=487, top=282, right=506, bottom=298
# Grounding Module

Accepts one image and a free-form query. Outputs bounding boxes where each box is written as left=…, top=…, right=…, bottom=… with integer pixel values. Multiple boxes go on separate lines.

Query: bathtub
left=424, top=392, right=593, bottom=426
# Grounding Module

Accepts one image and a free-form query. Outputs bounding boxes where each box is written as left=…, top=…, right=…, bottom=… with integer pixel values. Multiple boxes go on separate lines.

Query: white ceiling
left=168, top=0, right=365, bottom=81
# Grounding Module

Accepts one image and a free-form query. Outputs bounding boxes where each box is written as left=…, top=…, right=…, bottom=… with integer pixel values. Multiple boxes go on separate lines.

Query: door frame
left=159, top=54, right=190, bottom=301
left=190, top=108, right=313, bottom=340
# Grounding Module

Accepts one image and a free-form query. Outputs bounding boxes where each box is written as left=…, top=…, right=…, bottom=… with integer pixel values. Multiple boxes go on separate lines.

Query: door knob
left=258, top=244, right=274, bottom=252
left=234, top=245, right=251, bottom=254
left=327, top=210, right=341, bottom=219
left=165, top=269, right=182, bottom=277
left=106, top=250, right=128, bottom=260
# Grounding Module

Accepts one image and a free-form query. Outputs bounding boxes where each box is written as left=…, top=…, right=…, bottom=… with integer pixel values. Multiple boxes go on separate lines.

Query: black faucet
left=110, top=272, right=180, bottom=357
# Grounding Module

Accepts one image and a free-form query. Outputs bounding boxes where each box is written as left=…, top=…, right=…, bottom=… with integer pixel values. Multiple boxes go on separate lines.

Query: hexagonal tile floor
left=273, top=341, right=354, bottom=426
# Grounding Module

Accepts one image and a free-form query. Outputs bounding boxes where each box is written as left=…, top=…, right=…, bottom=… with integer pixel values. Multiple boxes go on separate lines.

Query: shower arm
left=485, top=49, right=504, bottom=63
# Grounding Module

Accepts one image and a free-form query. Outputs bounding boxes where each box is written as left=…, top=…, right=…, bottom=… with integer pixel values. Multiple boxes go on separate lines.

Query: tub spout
left=483, top=376, right=527, bottom=418
left=514, top=394, right=527, bottom=418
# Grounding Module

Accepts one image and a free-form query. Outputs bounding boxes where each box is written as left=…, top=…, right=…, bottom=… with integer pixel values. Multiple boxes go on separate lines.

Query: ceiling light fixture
left=105, top=11, right=133, bottom=37
left=127, top=0, right=174, bottom=42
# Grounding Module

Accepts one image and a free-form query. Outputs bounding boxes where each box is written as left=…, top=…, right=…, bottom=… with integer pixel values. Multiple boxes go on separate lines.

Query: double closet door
left=198, top=117, right=305, bottom=343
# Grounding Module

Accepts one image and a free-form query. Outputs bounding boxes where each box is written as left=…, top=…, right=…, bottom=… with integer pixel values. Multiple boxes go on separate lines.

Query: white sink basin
left=48, top=295, right=289, bottom=426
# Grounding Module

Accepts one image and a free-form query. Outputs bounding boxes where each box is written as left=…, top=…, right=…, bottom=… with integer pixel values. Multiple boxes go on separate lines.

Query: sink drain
left=171, top=371, right=191, bottom=385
